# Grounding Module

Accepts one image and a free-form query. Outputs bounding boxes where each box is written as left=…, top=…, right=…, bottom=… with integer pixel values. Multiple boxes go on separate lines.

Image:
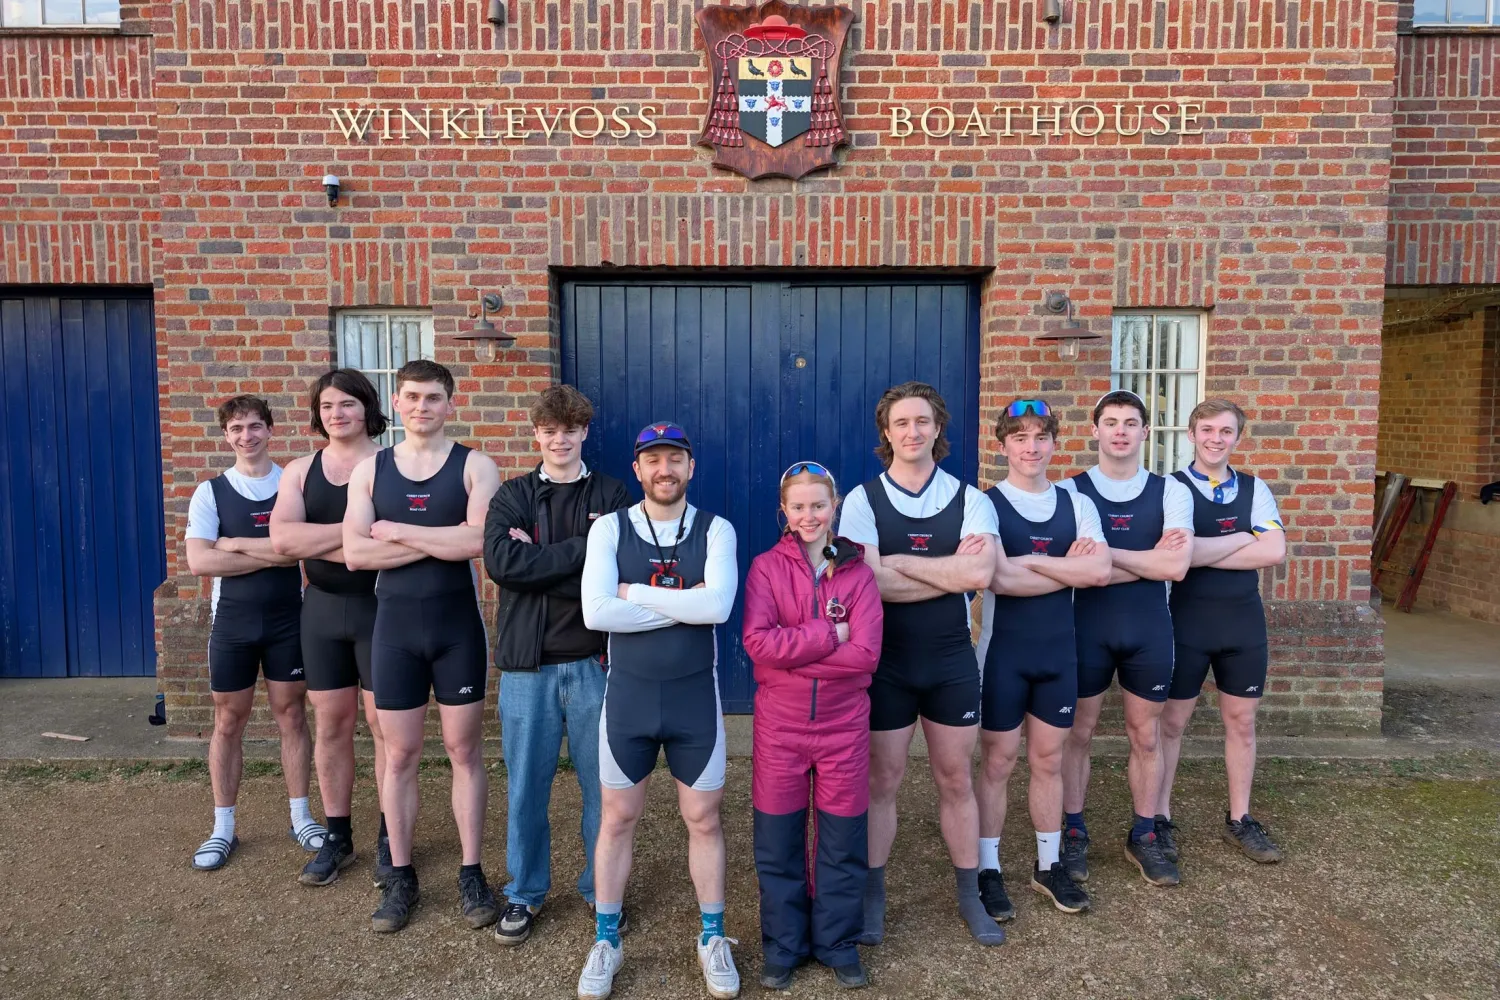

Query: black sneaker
left=977, top=868, right=1014, bottom=922
left=1223, top=813, right=1284, bottom=864
left=1125, top=831, right=1181, bottom=887
left=1031, top=862, right=1091, bottom=914
left=494, top=900, right=536, bottom=946
left=832, top=958, right=869, bottom=989
left=372, top=834, right=393, bottom=889
left=298, top=834, right=356, bottom=886
left=459, top=868, right=499, bottom=929
left=371, top=870, right=419, bottom=933
left=761, top=962, right=795, bottom=990
left=1153, top=815, right=1180, bottom=864
left=1061, top=826, right=1090, bottom=883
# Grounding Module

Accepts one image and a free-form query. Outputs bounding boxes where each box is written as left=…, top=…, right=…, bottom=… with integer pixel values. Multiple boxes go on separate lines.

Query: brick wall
left=1377, top=305, right=1500, bottom=622
left=4, top=1, right=1408, bottom=734
left=1388, top=3, right=1500, bottom=284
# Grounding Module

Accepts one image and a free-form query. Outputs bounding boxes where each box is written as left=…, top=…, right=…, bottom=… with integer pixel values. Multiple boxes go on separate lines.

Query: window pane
left=1153, top=316, right=1199, bottom=370
left=1157, top=373, right=1199, bottom=428
left=1114, top=316, right=1151, bottom=371
left=1153, top=429, right=1194, bottom=475
left=1448, top=0, right=1488, bottom=23
left=389, top=321, right=410, bottom=369
left=44, top=0, right=83, bottom=23
left=360, top=318, right=382, bottom=371
left=1411, top=0, right=1448, bottom=21
left=3, top=0, right=43, bottom=25
left=84, top=0, right=120, bottom=23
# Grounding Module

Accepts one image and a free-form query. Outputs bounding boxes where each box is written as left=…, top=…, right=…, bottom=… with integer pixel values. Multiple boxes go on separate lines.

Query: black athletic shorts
left=209, top=598, right=304, bottom=693
left=371, top=593, right=488, bottom=711
left=599, top=667, right=726, bottom=791
left=981, top=633, right=1077, bottom=733
left=1169, top=600, right=1269, bottom=700
left=868, top=658, right=981, bottom=731
left=301, top=586, right=377, bottom=693
left=1076, top=607, right=1176, bottom=703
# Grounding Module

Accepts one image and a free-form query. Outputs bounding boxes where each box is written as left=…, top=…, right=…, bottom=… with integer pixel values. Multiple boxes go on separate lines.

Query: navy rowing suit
left=1068, top=470, right=1176, bottom=703
left=369, top=443, right=487, bottom=711
left=979, top=484, right=1079, bottom=732
left=206, top=473, right=305, bottom=692
left=1168, top=470, right=1269, bottom=700
left=301, top=450, right=379, bottom=693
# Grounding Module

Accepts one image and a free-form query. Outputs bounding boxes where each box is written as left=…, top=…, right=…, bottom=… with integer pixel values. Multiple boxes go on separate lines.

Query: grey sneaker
left=459, top=868, right=499, bottom=929
left=1223, top=813, right=1284, bottom=863
left=1153, top=815, right=1180, bottom=864
left=371, top=869, right=419, bottom=933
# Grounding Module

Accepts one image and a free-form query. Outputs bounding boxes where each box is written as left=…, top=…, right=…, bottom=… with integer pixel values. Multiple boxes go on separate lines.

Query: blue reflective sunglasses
left=1005, top=399, right=1052, bottom=418
left=635, top=423, right=688, bottom=444
left=780, top=461, right=833, bottom=485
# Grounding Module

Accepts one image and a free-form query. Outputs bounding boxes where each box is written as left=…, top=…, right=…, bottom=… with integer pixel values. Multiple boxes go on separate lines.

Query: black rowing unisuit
left=371, top=443, right=474, bottom=598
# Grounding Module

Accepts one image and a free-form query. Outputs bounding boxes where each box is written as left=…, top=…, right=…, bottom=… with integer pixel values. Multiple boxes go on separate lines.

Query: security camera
left=323, top=174, right=340, bottom=207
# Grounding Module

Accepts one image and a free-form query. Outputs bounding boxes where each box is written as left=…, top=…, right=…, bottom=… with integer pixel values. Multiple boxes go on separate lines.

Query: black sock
left=954, top=866, right=1005, bottom=945
left=390, top=864, right=415, bottom=879
left=460, top=862, right=484, bottom=878
left=378, top=813, right=388, bottom=839
left=1130, top=814, right=1155, bottom=841
left=327, top=815, right=352, bottom=841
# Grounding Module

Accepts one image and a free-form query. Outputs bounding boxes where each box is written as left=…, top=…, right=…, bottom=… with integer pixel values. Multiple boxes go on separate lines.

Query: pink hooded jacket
left=741, top=532, right=883, bottom=731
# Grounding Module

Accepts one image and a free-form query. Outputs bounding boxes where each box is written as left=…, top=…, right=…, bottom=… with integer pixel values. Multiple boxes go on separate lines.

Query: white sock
left=290, top=797, right=314, bottom=830
left=1036, top=830, right=1061, bottom=870
left=212, top=805, right=235, bottom=842
left=979, top=837, right=1001, bottom=872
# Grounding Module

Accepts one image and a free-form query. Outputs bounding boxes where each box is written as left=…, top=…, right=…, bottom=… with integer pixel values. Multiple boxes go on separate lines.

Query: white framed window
left=1413, top=0, right=1500, bottom=25
left=1111, top=311, right=1206, bottom=475
left=335, top=309, right=435, bottom=446
left=1, top=1, right=120, bottom=26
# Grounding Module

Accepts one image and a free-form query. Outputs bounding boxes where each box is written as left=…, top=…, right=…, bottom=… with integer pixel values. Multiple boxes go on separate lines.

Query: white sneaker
left=577, top=939, right=623, bottom=1000
left=696, top=934, right=740, bottom=999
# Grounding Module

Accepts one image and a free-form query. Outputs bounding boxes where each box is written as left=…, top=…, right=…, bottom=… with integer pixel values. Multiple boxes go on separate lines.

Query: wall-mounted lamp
left=455, top=292, right=516, bottom=363
left=1036, top=290, right=1101, bottom=361
left=1043, top=0, right=1063, bottom=25
left=487, top=1, right=506, bottom=27
left=322, top=174, right=340, bottom=207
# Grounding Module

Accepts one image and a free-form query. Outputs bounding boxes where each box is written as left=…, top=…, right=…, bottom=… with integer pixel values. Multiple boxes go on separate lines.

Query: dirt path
left=1, top=755, right=1496, bottom=1000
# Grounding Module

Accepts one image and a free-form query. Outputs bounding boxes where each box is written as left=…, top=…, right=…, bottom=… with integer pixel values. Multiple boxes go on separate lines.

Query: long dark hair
left=308, top=368, right=389, bottom=439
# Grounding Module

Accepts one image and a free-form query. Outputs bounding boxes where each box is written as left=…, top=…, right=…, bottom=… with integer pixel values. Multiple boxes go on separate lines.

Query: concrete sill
left=1404, top=25, right=1500, bottom=35
left=0, top=25, right=124, bottom=36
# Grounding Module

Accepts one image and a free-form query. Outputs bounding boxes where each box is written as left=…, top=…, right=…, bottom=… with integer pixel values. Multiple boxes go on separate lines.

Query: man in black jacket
left=484, top=385, right=632, bottom=947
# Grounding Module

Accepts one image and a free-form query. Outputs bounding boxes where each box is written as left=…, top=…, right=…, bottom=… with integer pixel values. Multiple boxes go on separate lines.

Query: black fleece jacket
left=482, top=464, right=632, bottom=671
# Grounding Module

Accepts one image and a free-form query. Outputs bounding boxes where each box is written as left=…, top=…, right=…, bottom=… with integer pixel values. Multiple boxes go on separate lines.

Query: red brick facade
left=8, top=1, right=1494, bottom=735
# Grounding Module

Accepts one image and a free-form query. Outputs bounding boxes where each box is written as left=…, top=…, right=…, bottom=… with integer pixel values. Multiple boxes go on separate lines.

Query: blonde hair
left=1188, top=398, right=1247, bottom=437
left=780, top=467, right=840, bottom=578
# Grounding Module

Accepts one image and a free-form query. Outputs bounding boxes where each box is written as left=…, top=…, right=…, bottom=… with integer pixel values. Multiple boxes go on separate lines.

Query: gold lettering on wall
left=328, top=105, right=661, bottom=143
left=884, top=102, right=1210, bottom=141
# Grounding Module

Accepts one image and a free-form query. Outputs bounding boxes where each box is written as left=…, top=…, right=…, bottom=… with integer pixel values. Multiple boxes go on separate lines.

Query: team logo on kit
left=407, top=494, right=430, bottom=512
left=1109, top=514, right=1133, bottom=531
left=1031, top=537, right=1052, bottom=553
left=251, top=510, right=273, bottom=528
left=697, top=2, right=853, bottom=180
left=907, top=533, right=931, bottom=552
left=1217, top=516, right=1238, bottom=532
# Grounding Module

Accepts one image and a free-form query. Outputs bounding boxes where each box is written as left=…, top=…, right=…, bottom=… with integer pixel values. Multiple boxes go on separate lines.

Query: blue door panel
left=562, top=277, right=978, bottom=712
left=0, top=291, right=165, bottom=678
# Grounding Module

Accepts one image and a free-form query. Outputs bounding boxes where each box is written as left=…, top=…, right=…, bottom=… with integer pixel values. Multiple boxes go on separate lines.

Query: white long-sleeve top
left=581, top=503, right=739, bottom=634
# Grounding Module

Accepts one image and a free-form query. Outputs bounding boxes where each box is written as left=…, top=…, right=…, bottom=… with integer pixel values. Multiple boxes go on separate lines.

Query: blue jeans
left=499, top=656, right=607, bottom=908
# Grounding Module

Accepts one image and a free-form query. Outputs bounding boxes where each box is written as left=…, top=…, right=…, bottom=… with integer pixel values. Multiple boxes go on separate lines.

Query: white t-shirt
left=1177, top=464, right=1284, bottom=534
left=580, top=504, right=739, bottom=657
left=837, top=467, right=998, bottom=545
left=1058, top=466, right=1195, bottom=533
left=989, top=479, right=1105, bottom=542
left=185, top=465, right=284, bottom=612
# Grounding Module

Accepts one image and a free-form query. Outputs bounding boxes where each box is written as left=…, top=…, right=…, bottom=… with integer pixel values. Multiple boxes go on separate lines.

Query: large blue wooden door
left=562, top=278, right=979, bottom=712
left=0, top=291, right=166, bottom=678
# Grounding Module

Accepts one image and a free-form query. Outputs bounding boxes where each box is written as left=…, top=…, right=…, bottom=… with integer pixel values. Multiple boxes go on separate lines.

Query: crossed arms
left=341, top=451, right=501, bottom=571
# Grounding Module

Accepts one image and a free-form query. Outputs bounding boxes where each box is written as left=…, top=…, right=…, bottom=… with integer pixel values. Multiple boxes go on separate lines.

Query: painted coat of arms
left=696, top=1, right=855, bottom=181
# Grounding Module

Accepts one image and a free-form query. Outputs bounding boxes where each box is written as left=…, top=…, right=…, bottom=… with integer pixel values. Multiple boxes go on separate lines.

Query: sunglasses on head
left=1005, top=399, right=1051, bottom=418
left=781, top=461, right=833, bottom=485
left=635, top=424, right=688, bottom=445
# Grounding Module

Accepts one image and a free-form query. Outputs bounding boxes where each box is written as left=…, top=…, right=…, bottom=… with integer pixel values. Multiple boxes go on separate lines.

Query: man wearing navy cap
left=576, top=422, right=742, bottom=1000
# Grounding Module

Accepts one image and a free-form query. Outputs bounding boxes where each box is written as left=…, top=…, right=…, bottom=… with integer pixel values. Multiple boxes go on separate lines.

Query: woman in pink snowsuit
left=742, top=462, right=883, bottom=990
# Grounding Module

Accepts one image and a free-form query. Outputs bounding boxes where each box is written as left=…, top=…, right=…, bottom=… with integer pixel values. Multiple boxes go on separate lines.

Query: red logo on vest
left=1109, top=515, right=1132, bottom=530
left=251, top=511, right=272, bottom=527
left=907, top=533, right=931, bottom=551
left=1031, top=537, right=1051, bottom=553
left=407, top=494, right=429, bottom=512
left=1216, top=516, right=1238, bottom=532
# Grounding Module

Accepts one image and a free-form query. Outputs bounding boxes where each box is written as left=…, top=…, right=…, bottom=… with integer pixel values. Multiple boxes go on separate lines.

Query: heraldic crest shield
left=696, top=1, right=855, bottom=181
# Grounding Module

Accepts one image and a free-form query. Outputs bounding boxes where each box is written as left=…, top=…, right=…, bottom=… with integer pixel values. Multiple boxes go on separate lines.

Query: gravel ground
left=1, top=754, right=1496, bottom=1000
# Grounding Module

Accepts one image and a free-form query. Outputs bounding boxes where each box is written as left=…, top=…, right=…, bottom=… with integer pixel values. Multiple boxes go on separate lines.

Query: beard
left=646, top=476, right=686, bottom=504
